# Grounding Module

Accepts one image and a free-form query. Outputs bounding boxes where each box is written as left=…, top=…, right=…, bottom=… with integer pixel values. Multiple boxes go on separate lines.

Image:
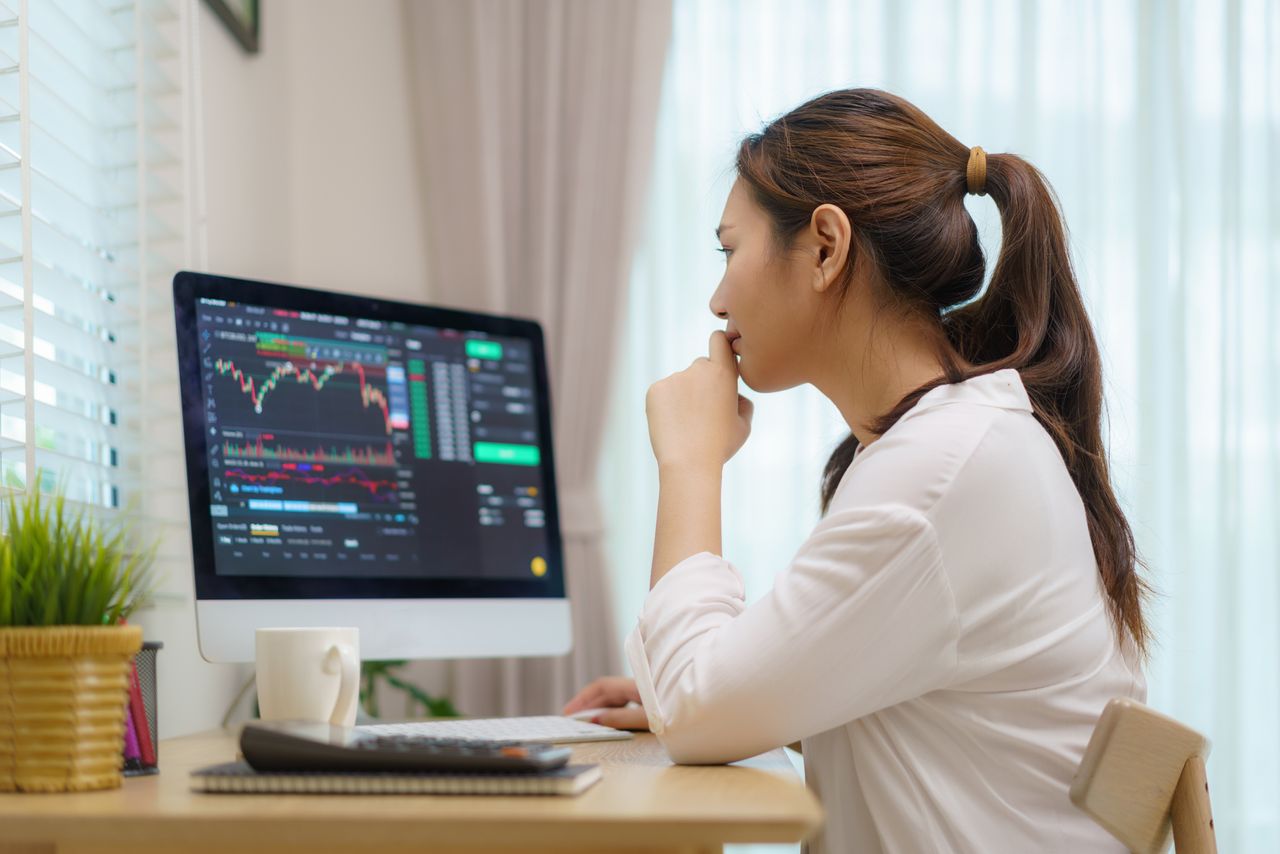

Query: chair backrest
left=1070, top=697, right=1217, bottom=854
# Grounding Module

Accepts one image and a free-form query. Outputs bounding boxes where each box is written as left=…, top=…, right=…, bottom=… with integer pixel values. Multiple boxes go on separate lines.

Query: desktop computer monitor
left=173, top=271, right=572, bottom=662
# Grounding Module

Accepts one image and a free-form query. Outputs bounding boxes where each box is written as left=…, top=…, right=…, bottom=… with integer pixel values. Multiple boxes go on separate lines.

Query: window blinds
left=0, top=0, right=189, bottom=510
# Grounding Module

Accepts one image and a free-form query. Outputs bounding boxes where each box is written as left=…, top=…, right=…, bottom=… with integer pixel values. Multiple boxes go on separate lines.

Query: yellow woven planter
left=0, top=625, right=143, bottom=792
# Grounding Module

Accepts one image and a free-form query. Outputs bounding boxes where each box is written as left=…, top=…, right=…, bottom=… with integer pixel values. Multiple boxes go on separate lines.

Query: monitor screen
left=174, top=271, right=566, bottom=605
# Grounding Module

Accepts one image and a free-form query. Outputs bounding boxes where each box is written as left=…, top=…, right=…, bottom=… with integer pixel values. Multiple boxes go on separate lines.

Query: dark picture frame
left=205, top=0, right=259, bottom=54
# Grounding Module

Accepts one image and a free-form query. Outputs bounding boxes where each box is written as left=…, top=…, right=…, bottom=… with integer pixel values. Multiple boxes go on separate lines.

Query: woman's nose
left=709, top=283, right=729, bottom=319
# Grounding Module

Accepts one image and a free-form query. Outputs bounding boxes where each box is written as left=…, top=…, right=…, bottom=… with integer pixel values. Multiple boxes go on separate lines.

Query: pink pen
left=123, top=701, right=141, bottom=762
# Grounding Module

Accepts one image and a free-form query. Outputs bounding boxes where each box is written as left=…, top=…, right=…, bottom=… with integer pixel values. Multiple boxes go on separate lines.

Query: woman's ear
left=809, top=203, right=853, bottom=293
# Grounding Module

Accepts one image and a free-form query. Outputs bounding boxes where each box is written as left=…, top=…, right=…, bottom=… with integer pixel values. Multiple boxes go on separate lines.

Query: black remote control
left=240, top=720, right=573, bottom=773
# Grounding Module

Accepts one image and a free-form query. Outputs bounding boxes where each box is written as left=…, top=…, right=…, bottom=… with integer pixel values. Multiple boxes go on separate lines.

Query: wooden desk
left=0, top=728, right=823, bottom=854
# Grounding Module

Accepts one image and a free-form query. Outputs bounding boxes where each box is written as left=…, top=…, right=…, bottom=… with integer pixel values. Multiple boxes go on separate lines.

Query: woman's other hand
left=561, top=676, right=651, bottom=731
left=645, top=330, right=753, bottom=470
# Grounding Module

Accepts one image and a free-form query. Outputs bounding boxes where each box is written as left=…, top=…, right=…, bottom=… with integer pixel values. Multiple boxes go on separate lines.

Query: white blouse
left=624, top=368, right=1145, bottom=853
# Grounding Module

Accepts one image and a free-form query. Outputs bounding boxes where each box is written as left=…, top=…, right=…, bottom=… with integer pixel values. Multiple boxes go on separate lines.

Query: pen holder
left=122, top=641, right=163, bottom=777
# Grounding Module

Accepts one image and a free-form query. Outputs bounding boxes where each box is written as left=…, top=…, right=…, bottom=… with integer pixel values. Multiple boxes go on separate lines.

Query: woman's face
left=709, top=179, right=832, bottom=393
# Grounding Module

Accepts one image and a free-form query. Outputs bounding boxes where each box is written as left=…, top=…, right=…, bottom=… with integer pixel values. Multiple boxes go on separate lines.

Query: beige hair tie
left=966, top=146, right=987, bottom=196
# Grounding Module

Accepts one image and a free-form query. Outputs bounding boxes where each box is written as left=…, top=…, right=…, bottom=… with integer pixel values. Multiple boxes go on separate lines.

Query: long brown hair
left=736, top=88, right=1150, bottom=656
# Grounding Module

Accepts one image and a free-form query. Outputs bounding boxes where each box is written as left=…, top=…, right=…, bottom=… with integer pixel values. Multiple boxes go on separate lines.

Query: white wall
left=201, top=0, right=429, bottom=297
left=280, top=4, right=430, bottom=298
left=144, top=0, right=430, bottom=739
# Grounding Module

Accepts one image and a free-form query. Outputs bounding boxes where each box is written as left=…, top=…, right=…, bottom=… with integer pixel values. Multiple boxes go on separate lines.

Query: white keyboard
left=356, top=715, right=634, bottom=744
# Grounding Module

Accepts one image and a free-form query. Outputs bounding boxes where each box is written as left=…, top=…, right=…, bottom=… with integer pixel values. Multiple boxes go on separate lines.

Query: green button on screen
left=465, top=340, right=503, bottom=360
left=474, top=442, right=540, bottom=466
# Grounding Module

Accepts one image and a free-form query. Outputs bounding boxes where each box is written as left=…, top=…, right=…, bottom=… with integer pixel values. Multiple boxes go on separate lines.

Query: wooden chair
left=1070, top=697, right=1217, bottom=854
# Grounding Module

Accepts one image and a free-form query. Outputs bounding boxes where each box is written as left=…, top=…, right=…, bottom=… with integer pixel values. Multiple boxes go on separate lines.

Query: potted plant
left=0, top=487, right=156, bottom=792
left=359, top=660, right=459, bottom=719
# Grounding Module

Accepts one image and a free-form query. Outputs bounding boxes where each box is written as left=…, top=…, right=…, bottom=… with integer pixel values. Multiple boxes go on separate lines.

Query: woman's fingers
left=563, top=677, right=649, bottom=731
left=561, top=676, right=641, bottom=714
left=613, top=678, right=642, bottom=704
left=561, top=691, right=603, bottom=715
left=562, top=683, right=610, bottom=714
left=561, top=677, right=637, bottom=713
left=592, top=705, right=650, bottom=731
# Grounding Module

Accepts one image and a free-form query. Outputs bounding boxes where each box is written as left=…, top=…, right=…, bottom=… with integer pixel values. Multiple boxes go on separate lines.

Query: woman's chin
left=737, top=361, right=768, bottom=393
left=738, top=361, right=800, bottom=394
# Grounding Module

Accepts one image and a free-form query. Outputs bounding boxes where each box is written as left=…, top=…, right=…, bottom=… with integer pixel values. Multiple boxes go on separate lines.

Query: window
left=601, top=2, right=1279, bottom=850
left=0, top=0, right=190, bottom=512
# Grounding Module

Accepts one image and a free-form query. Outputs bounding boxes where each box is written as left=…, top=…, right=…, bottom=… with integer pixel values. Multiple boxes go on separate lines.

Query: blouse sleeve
left=624, top=503, right=959, bottom=764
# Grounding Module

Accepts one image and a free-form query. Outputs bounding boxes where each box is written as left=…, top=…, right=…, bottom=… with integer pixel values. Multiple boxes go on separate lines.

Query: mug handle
left=324, top=643, right=360, bottom=726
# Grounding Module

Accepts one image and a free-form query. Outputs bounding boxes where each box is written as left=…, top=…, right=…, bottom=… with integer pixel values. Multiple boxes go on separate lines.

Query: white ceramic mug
left=255, top=627, right=360, bottom=727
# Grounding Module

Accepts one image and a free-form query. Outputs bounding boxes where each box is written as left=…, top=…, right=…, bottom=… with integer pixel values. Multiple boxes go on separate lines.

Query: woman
left=563, top=89, right=1148, bottom=852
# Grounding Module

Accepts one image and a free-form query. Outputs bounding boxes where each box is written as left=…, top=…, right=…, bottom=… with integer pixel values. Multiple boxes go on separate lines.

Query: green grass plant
left=0, top=487, right=156, bottom=627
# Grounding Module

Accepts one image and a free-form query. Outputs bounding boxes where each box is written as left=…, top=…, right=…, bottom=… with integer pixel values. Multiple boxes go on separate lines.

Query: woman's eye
left=716, top=246, right=733, bottom=260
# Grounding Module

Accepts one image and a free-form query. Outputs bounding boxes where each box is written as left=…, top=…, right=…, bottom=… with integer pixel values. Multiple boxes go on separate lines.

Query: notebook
left=190, top=760, right=602, bottom=796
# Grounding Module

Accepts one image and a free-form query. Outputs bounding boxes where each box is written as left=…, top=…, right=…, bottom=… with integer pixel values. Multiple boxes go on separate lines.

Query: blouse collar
left=849, top=368, right=1033, bottom=459
left=897, top=368, right=1033, bottom=424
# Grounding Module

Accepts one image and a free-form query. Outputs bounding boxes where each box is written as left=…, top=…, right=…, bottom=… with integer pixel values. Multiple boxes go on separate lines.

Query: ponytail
left=740, top=88, right=1150, bottom=657
left=943, top=152, right=1151, bottom=658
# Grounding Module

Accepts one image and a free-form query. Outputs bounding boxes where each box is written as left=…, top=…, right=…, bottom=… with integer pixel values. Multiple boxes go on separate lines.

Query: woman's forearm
left=650, top=463, right=723, bottom=587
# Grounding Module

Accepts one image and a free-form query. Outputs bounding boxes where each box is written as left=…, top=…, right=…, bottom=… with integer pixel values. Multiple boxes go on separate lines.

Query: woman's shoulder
left=829, top=402, right=1018, bottom=512
left=829, top=371, right=1049, bottom=522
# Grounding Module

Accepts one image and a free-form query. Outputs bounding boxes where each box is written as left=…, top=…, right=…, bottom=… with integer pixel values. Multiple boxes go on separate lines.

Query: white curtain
left=599, top=1, right=1279, bottom=851
left=401, top=0, right=672, bottom=716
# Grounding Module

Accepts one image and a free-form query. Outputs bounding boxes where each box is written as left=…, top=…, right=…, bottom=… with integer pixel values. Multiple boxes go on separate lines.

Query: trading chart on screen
left=194, top=298, right=551, bottom=580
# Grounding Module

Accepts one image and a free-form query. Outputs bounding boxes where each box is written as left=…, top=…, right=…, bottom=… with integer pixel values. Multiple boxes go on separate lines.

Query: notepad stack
left=190, top=760, right=602, bottom=796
